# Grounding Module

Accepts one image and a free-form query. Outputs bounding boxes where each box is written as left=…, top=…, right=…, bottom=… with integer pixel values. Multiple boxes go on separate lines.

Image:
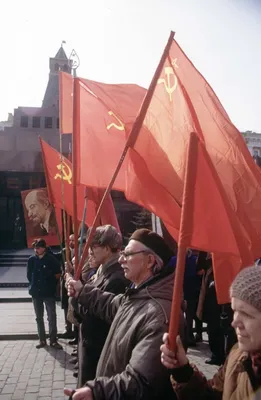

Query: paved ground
left=0, top=337, right=218, bottom=400
left=0, top=268, right=27, bottom=284
left=0, top=340, right=77, bottom=400
left=0, top=303, right=64, bottom=336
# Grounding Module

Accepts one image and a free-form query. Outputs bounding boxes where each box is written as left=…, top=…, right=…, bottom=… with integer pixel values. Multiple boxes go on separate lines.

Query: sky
left=1, top=0, right=261, bottom=132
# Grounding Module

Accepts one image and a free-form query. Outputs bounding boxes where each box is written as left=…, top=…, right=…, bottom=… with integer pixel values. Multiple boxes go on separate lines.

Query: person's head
left=119, top=228, right=173, bottom=287
left=88, top=247, right=100, bottom=269
left=231, top=265, right=261, bottom=352
left=32, top=238, right=47, bottom=257
left=25, top=190, right=51, bottom=226
left=69, top=234, right=75, bottom=249
left=90, top=225, right=122, bottom=265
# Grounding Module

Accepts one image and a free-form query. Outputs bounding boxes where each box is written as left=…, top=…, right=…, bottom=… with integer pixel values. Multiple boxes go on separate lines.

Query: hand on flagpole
left=67, top=278, right=83, bottom=298
left=160, top=333, right=188, bottom=369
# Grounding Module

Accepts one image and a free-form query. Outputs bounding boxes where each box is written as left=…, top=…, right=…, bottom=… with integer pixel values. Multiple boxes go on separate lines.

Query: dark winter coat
left=72, top=254, right=129, bottom=386
left=27, top=252, right=61, bottom=298
left=77, top=267, right=185, bottom=399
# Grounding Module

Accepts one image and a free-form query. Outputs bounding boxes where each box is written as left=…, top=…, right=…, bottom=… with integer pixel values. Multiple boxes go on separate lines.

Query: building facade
left=0, top=45, right=139, bottom=249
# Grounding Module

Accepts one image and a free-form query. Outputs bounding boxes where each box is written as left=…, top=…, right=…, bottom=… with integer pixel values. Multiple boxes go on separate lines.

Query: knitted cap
left=230, top=266, right=261, bottom=312
left=129, top=228, right=173, bottom=265
left=91, top=225, right=122, bottom=250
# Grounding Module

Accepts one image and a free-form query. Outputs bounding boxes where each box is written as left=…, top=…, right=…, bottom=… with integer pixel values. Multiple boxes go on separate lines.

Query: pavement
left=0, top=303, right=64, bottom=338
left=0, top=335, right=218, bottom=400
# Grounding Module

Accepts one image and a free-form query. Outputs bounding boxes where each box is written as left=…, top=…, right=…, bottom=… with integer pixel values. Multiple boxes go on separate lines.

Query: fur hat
left=230, top=265, right=261, bottom=312
left=91, top=225, right=122, bottom=250
left=129, top=228, right=173, bottom=265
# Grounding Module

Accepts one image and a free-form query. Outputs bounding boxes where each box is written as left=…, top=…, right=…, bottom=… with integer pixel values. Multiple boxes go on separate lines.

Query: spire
left=42, top=41, right=72, bottom=108
left=55, top=41, right=68, bottom=60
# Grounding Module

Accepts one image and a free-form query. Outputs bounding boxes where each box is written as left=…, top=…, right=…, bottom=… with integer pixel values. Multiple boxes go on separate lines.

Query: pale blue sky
left=1, top=0, right=261, bottom=131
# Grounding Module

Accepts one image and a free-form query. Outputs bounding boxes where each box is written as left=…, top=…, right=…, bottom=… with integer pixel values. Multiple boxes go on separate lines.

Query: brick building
left=0, top=45, right=139, bottom=249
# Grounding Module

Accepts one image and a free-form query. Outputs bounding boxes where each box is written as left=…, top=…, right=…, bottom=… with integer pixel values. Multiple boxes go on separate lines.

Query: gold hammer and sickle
left=54, top=160, right=72, bottom=184
left=157, top=66, right=178, bottom=102
left=106, top=111, right=125, bottom=131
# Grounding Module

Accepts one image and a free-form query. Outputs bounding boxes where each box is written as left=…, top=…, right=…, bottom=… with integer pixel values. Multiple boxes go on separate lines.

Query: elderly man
left=25, top=189, right=56, bottom=236
left=64, top=228, right=185, bottom=400
left=161, top=265, right=261, bottom=399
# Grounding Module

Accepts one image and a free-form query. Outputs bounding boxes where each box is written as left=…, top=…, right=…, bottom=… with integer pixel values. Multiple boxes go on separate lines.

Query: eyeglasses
left=119, top=250, right=147, bottom=259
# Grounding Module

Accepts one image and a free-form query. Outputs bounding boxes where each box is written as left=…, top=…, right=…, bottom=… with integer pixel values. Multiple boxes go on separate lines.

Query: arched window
left=63, top=64, right=69, bottom=72
left=55, top=63, right=60, bottom=71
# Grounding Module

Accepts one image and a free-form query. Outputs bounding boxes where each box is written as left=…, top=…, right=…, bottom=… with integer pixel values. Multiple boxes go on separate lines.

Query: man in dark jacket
left=65, top=228, right=185, bottom=400
left=27, top=238, right=62, bottom=349
left=73, top=225, right=129, bottom=387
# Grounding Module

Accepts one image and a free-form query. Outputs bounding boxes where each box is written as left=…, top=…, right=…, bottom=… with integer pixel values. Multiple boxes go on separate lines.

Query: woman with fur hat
left=161, top=265, right=261, bottom=399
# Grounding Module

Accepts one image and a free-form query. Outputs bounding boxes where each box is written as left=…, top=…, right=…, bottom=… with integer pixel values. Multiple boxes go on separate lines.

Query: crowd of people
left=26, top=224, right=261, bottom=399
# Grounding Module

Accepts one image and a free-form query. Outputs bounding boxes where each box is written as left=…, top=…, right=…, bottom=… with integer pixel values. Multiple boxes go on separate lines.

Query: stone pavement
left=0, top=303, right=64, bottom=337
left=0, top=338, right=218, bottom=400
left=0, top=340, right=77, bottom=400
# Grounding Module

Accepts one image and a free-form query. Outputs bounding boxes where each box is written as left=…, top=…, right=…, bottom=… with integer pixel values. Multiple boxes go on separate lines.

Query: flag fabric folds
left=59, top=72, right=146, bottom=190
left=40, top=139, right=119, bottom=230
left=128, top=38, right=261, bottom=259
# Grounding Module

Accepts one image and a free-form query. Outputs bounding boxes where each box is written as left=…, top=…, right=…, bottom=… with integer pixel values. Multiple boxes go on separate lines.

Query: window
left=56, top=118, right=59, bottom=129
left=20, top=116, right=28, bottom=128
left=32, top=116, right=41, bottom=128
left=63, top=64, right=69, bottom=72
left=55, top=63, right=60, bottom=71
left=44, top=117, right=53, bottom=129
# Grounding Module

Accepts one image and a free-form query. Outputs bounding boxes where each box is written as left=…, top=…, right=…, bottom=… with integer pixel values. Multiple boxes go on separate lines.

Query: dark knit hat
left=32, top=238, right=47, bottom=248
left=230, top=265, right=261, bottom=312
left=129, top=228, right=173, bottom=265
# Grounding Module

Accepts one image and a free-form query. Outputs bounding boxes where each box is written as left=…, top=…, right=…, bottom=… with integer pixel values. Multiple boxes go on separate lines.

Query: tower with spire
left=42, top=42, right=72, bottom=108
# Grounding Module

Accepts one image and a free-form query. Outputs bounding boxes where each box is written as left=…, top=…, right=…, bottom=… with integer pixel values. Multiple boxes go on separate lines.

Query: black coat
left=27, top=252, right=61, bottom=298
left=72, top=256, right=129, bottom=387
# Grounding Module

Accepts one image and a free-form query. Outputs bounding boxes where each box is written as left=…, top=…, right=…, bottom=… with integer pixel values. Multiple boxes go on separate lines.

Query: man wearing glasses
left=65, top=228, right=185, bottom=400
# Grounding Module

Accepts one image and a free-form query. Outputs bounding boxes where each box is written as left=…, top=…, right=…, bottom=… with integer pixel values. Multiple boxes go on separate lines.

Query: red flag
left=86, top=188, right=120, bottom=232
left=59, top=72, right=73, bottom=134
left=129, top=38, right=261, bottom=259
left=40, top=138, right=96, bottom=226
left=59, top=72, right=146, bottom=190
left=169, top=132, right=252, bottom=347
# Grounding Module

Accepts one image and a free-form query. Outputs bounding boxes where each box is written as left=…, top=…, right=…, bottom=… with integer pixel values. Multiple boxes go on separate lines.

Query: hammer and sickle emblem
left=157, top=60, right=178, bottom=101
left=54, top=160, right=72, bottom=184
left=106, top=111, right=125, bottom=131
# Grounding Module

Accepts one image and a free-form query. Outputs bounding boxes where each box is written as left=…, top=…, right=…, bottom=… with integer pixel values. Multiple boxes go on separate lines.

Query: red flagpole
left=168, top=133, right=197, bottom=351
left=72, top=78, right=80, bottom=271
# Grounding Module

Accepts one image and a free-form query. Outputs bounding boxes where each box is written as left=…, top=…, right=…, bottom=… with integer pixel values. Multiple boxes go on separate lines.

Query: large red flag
left=59, top=72, right=146, bottom=190
left=169, top=132, right=252, bottom=346
left=128, top=38, right=261, bottom=259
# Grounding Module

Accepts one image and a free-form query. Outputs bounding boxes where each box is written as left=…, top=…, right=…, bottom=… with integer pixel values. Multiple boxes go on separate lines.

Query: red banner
left=21, top=188, right=62, bottom=248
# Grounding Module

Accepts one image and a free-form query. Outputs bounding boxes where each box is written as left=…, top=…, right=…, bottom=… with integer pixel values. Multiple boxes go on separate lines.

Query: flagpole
left=75, top=30, right=175, bottom=279
left=79, top=187, right=88, bottom=258
left=72, top=77, right=80, bottom=272
left=168, top=133, right=197, bottom=352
